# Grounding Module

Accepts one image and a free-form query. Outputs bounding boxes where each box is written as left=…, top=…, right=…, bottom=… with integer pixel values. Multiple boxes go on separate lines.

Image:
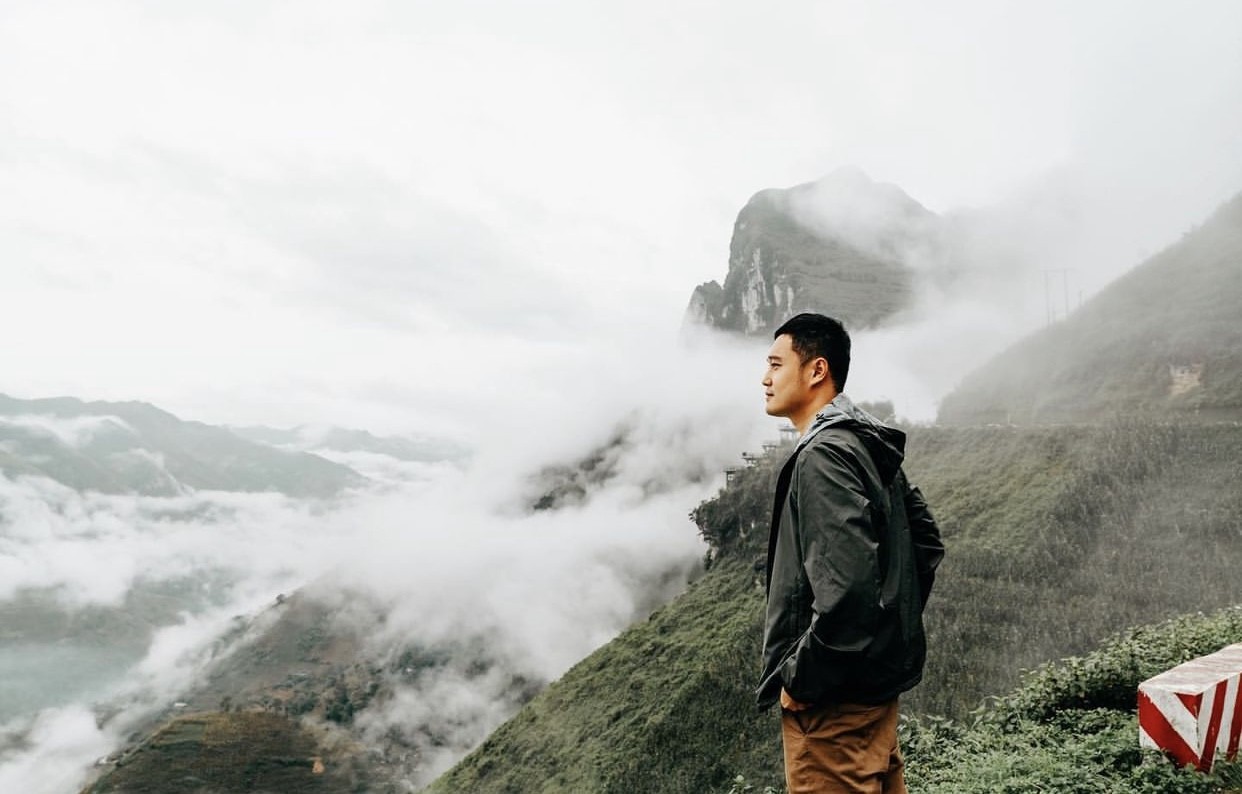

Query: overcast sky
left=3, top=0, right=1241, bottom=440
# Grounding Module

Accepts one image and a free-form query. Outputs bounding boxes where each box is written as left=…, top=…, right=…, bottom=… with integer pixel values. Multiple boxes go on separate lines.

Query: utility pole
left=1063, top=270, right=1070, bottom=319
left=1042, top=269, right=1074, bottom=323
left=1044, top=271, right=1052, bottom=326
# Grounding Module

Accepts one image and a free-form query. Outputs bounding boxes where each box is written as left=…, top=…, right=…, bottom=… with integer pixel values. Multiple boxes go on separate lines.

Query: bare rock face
left=686, top=167, right=939, bottom=336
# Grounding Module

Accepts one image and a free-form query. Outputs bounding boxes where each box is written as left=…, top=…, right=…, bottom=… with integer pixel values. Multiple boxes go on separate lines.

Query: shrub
left=901, top=606, right=1242, bottom=793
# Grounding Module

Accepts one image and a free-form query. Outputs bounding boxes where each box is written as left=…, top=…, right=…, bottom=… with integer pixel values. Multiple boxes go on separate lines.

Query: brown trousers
left=781, top=699, right=906, bottom=794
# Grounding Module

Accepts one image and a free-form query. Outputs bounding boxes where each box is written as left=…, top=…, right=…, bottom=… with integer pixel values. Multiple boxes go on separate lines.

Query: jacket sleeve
left=904, top=479, right=944, bottom=607
left=778, top=442, right=881, bottom=704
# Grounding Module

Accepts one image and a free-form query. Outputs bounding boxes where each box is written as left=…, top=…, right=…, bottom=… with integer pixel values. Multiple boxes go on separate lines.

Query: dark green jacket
left=756, top=394, right=944, bottom=709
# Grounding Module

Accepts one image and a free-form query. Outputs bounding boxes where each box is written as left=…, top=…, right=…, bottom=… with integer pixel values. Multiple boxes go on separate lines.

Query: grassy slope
left=904, top=422, right=1242, bottom=716
left=427, top=420, right=1242, bottom=793
left=425, top=556, right=780, bottom=794
left=80, top=595, right=386, bottom=794
left=939, top=191, right=1242, bottom=424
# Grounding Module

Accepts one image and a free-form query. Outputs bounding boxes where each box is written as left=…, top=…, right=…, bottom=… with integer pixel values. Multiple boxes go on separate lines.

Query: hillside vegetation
left=83, top=710, right=366, bottom=793
left=427, top=419, right=1242, bottom=792
left=81, top=590, right=447, bottom=793
left=940, top=191, right=1242, bottom=424
left=902, top=607, right=1242, bottom=793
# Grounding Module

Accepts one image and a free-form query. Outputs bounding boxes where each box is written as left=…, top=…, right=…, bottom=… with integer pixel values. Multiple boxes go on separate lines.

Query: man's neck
left=793, top=390, right=839, bottom=436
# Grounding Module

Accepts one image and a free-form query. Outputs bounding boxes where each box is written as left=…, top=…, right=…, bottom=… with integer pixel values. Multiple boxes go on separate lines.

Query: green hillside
left=83, top=710, right=366, bottom=793
left=426, top=556, right=775, bottom=794
left=427, top=420, right=1242, bottom=793
left=81, top=593, right=403, bottom=793
left=939, top=191, right=1242, bottom=424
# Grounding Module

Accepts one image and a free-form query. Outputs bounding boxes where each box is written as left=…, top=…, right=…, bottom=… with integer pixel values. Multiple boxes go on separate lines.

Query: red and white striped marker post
left=1138, top=643, right=1242, bottom=772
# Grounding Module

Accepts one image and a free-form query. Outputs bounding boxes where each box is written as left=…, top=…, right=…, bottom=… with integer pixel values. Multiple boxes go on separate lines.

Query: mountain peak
left=685, top=169, right=937, bottom=336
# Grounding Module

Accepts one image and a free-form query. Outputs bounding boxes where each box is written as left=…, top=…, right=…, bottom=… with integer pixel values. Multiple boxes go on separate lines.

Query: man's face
left=762, top=334, right=814, bottom=418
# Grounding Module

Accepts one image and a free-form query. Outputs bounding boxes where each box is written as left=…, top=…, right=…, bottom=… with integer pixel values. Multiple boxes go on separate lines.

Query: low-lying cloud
left=0, top=414, right=133, bottom=450
left=0, top=330, right=774, bottom=792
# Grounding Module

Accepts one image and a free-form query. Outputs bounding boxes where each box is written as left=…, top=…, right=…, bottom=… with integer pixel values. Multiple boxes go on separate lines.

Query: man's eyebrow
left=767, top=355, right=782, bottom=363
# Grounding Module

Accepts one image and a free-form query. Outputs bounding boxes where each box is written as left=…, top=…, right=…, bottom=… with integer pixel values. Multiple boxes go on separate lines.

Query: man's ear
left=811, top=357, right=831, bottom=387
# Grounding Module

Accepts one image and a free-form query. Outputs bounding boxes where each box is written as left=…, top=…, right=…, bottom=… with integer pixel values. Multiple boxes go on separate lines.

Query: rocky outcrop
left=686, top=168, right=939, bottom=336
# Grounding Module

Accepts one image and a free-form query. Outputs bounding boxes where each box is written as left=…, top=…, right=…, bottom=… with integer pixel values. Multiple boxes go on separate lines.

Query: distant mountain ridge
left=0, top=394, right=462, bottom=497
left=231, top=424, right=470, bottom=464
left=0, top=393, right=364, bottom=496
left=685, top=167, right=937, bottom=335
left=939, top=190, right=1242, bottom=424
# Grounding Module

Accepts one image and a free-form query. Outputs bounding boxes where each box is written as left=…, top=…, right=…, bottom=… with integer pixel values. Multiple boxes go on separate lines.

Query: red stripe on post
left=1199, top=680, right=1230, bottom=772
left=1228, top=679, right=1242, bottom=761
left=1177, top=691, right=1202, bottom=718
left=1139, top=689, right=1202, bottom=770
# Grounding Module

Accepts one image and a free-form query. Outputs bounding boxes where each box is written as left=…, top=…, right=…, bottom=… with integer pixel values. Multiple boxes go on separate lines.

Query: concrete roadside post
left=1138, top=643, right=1242, bottom=772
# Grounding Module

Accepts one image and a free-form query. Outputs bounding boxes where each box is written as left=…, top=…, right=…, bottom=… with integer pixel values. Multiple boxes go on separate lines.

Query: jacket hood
left=798, top=393, right=906, bottom=485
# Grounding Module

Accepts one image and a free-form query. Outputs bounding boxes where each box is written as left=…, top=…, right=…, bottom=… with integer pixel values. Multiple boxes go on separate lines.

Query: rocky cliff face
left=686, top=168, right=939, bottom=335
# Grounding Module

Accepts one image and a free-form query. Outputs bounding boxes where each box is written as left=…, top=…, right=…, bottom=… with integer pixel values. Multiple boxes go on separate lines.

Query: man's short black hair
left=773, top=313, right=851, bottom=392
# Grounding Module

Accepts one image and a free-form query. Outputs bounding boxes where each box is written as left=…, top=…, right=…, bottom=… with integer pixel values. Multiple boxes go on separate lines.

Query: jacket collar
left=796, top=392, right=866, bottom=450
left=795, top=392, right=907, bottom=485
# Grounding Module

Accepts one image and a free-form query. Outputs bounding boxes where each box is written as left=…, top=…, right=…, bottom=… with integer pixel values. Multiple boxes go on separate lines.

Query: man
left=756, top=313, right=944, bottom=794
